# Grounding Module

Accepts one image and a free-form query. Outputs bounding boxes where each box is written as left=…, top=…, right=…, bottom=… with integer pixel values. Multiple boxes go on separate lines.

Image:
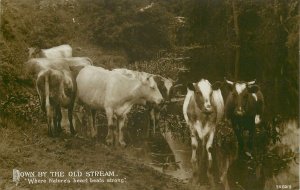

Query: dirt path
left=0, top=118, right=192, bottom=190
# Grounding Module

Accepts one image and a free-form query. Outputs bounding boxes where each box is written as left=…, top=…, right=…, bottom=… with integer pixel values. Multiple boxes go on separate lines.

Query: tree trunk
left=231, top=0, right=240, bottom=43
left=231, top=0, right=240, bottom=80
left=234, top=47, right=240, bottom=80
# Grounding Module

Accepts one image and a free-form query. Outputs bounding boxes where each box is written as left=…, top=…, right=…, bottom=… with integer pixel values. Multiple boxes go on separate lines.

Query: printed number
left=276, top=185, right=292, bottom=189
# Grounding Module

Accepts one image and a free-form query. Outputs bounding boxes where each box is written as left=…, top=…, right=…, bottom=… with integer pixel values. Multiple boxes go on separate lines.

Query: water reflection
left=131, top=116, right=298, bottom=189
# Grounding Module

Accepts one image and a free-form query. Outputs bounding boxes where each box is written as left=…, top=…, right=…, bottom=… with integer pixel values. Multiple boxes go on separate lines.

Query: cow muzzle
left=235, top=107, right=245, bottom=116
left=203, top=104, right=213, bottom=114
left=155, top=98, right=164, bottom=105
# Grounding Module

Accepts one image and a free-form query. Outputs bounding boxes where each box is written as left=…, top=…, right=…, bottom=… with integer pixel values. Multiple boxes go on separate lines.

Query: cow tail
left=44, top=71, right=51, bottom=116
left=36, top=74, right=44, bottom=112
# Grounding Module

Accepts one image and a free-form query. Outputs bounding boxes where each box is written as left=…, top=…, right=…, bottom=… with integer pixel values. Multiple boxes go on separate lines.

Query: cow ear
left=212, top=81, right=222, bottom=90
left=224, top=77, right=234, bottom=86
left=142, top=76, right=151, bottom=84
left=248, top=85, right=259, bottom=93
left=187, top=83, right=195, bottom=91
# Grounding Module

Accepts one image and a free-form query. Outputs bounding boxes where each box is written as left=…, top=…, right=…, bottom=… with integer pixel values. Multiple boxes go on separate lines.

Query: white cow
left=24, top=57, right=93, bottom=78
left=112, top=68, right=173, bottom=135
left=76, top=66, right=163, bottom=147
left=28, top=44, right=72, bottom=59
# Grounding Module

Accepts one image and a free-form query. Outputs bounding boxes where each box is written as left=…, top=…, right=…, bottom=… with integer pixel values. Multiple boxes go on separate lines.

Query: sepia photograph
left=0, top=0, right=299, bottom=189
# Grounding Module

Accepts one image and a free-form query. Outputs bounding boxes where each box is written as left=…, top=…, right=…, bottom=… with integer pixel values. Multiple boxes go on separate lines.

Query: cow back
left=24, top=58, right=70, bottom=79
left=40, top=44, right=72, bottom=58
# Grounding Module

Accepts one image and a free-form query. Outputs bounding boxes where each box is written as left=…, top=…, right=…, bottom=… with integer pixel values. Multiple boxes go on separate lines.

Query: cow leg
left=149, top=108, right=155, bottom=137
left=56, top=106, right=63, bottom=133
left=68, top=105, right=76, bottom=135
left=46, top=105, right=54, bottom=137
left=206, top=129, right=215, bottom=188
left=248, top=120, right=255, bottom=153
left=52, top=107, right=57, bottom=136
left=105, top=108, right=114, bottom=146
left=234, top=124, right=244, bottom=156
left=118, top=116, right=127, bottom=147
left=220, top=158, right=230, bottom=190
left=155, top=110, right=160, bottom=134
left=189, top=125, right=199, bottom=181
left=91, top=109, right=97, bottom=139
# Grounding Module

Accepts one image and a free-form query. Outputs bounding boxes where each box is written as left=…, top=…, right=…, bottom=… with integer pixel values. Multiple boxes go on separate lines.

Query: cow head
left=141, top=75, right=164, bottom=105
left=187, top=79, right=221, bottom=114
left=153, top=76, right=173, bottom=101
left=225, top=79, right=260, bottom=116
left=28, top=47, right=41, bottom=59
left=28, top=47, right=36, bottom=59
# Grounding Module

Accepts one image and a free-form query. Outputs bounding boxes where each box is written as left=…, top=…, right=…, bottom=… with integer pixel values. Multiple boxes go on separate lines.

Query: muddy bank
left=0, top=117, right=191, bottom=190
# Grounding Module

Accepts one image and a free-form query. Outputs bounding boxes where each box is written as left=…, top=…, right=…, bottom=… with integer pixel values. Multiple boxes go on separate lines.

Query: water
left=127, top=46, right=299, bottom=189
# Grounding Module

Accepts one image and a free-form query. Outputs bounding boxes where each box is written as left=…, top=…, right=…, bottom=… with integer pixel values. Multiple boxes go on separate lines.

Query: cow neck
left=129, top=80, right=147, bottom=105
left=117, top=78, right=146, bottom=106
left=154, top=76, right=167, bottom=99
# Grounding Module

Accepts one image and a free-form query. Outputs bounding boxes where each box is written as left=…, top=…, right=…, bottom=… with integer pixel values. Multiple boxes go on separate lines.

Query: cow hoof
left=106, top=138, right=113, bottom=146
left=190, top=157, right=197, bottom=165
left=119, top=141, right=126, bottom=148
left=57, top=127, right=63, bottom=133
left=48, top=130, right=54, bottom=137
left=71, top=131, right=77, bottom=136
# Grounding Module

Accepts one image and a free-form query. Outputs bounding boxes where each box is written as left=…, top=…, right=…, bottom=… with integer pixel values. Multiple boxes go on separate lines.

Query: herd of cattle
left=24, top=44, right=265, bottom=190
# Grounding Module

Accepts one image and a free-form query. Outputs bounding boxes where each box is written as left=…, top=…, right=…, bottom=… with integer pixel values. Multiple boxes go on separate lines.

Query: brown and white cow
left=183, top=79, right=224, bottom=185
left=76, top=66, right=163, bottom=147
left=224, top=79, right=265, bottom=156
left=112, top=68, right=173, bottom=135
left=36, top=68, right=76, bottom=136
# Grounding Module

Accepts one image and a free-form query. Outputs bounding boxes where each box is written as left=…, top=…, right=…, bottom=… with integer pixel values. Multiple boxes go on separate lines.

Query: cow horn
left=224, top=77, right=234, bottom=85
left=172, top=83, right=184, bottom=89
left=247, top=80, right=256, bottom=85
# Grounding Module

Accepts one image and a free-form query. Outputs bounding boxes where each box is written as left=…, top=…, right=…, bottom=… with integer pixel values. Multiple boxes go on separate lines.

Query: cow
left=76, top=66, right=164, bottom=147
left=112, top=68, right=173, bottom=135
left=224, top=79, right=265, bottom=157
left=28, top=44, right=72, bottom=59
left=36, top=68, right=76, bottom=136
left=24, top=57, right=93, bottom=79
left=182, top=79, right=224, bottom=186
left=24, top=58, right=93, bottom=136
